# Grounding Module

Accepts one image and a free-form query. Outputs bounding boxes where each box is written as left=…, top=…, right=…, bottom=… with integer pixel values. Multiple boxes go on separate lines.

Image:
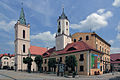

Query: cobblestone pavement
left=0, top=70, right=120, bottom=80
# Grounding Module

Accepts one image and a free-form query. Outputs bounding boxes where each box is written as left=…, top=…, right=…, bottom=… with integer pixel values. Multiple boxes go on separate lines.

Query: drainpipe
left=88, top=50, right=91, bottom=75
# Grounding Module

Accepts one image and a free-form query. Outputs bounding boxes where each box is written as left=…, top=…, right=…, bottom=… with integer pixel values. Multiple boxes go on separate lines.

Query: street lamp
left=57, top=59, right=60, bottom=76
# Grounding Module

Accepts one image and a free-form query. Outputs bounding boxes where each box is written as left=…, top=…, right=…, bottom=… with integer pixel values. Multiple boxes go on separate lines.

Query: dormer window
left=43, top=53, right=48, bottom=56
left=67, top=47, right=76, bottom=51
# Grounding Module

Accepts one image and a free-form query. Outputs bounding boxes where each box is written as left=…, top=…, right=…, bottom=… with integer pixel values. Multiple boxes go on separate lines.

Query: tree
left=23, top=57, right=33, bottom=73
left=34, top=55, right=43, bottom=72
left=48, top=58, right=56, bottom=72
left=65, top=55, right=77, bottom=71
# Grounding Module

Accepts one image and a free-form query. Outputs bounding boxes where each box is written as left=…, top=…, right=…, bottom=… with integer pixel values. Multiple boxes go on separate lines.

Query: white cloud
left=108, top=40, right=114, bottom=45
left=111, top=47, right=120, bottom=53
left=70, top=9, right=113, bottom=31
left=112, top=0, right=120, bottom=7
left=116, top=22, right=120, bottom=31
left=0, top=20, right=16, bottom=32
left=31, top=31, right=55, bottom=42
left=31, top=31, right=56, bottom=47
left=117, top=33, right=120, bottom=40
left=115, top=22, right=120, bottom=40
left=97, top=9, right=105, bottom=14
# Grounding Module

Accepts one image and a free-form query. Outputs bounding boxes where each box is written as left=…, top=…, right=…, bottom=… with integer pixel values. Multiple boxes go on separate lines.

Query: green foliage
left=23, top=57, right=33, bottom=73
left=65, top=55, right=77, bottom=71
left=23, top=57, right=33, bottom=65
left=48, top=58, right=56, bottom=68
left=34, top=55, right=43, bottom=72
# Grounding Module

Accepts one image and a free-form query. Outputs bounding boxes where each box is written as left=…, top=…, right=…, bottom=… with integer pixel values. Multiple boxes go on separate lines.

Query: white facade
left=14, top=21, right=30, bottom=71
left=1, top=56, right=15, bottom=69
left=56, top=10, right=72, bottom=51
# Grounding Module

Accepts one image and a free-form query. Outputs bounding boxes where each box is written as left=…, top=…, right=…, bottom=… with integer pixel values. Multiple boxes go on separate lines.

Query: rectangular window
left=100, top=66, right=102, bottom=71
left=45, top=59, right=47, bottom=64
left=96, top=44, right=98, bottom=49
left=102, top=48, right=103, bottom=52
left=23, top=44, right=25, bottom=53
left=79, top=54, right=84, bottom=61
left=100, top=56, right=102, bottom=62
left=60, top=57, right=62, bottom=62
left=65, top=56, right=68, bottom=60
left=80, top=66, right=84, bottom=71
left=74, top=39, right=76, bottom=42
left=23, top=30, right=25, bottom=39
left=45, top=67, right=47, bottom=71
left=86, top=36, right=89, bottom=40
left=100, top=46, right=101, bottom=51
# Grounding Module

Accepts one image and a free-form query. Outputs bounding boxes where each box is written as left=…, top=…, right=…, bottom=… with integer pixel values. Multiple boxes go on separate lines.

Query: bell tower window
left=23, top=30, right=25, bottom=39
left=23, top=44, right=25, bottom=53
left=58, top=28, right=61, bottom=33
left=59, top=21, right=60, bottom=26
left=66, top=22, right=68, bottom=26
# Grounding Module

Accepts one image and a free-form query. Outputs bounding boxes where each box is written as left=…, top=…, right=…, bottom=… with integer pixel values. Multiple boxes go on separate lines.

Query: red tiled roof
left=111, top=61, right=120, bottom=64
left=110, top=53, right=120, bottom=61
left=0, top=53, right=15, bottom=58
left=110, top=53, right=120, bottom=64
left=43, top=41, right=103, bottom=57
left=0, top=54, right=3, bottom=58
left=43, top=47, right=56, bottom=57
left=29, top=45, right=47, bottom=55
left=10, top=54, right=15, bottom=57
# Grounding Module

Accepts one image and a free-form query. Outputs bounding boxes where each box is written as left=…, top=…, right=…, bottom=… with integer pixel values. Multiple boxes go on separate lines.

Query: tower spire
left=19, top=2, right=26, bottom=25
left=62, top=4, right=64, bottom=13
left=58, top=6, right=68, bottom=20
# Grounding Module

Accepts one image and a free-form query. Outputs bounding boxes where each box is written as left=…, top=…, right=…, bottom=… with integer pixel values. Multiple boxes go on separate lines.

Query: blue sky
left=0, top=0, right=120, bottom=54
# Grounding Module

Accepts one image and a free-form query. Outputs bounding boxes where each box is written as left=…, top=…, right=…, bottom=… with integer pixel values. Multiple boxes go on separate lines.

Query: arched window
left=79, top=37, right=82, bottom=41
left=23, top=30, right=25, bottom=38
left=74, top=39, right=76, bottom=42
left=58, top=21, right=60, bottom=26
left=4, top=57, right=8, bottom=60
left=23, top=44, right=25, bottom=53
left=66, top=22, right=68, bottom=26
left=67, top=47, right=76, bottom=51
left=86, top=35, right=89, bottom=40
left=58, top=28, right=61, bottom=33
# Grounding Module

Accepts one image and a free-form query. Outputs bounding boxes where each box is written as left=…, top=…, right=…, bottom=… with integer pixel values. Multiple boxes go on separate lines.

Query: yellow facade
left=72, top=32, right=111, bottom=72
left=42, top=50, right=103, bottom=75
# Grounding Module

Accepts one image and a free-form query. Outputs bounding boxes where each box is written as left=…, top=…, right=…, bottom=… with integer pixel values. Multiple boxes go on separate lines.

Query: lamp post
left=57, top=59, right=59, bottom=76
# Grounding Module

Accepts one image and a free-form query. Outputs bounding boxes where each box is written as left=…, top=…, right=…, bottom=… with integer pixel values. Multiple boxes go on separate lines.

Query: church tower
left=14, top=8, right=30, bottom=71
left=56, top=8, right=72, bottom=50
